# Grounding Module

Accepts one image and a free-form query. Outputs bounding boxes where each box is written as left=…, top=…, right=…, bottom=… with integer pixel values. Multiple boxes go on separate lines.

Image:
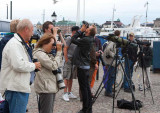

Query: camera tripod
left=136, top=45, right=154, bottom=104
left=92, top=44, right=140, bottom=113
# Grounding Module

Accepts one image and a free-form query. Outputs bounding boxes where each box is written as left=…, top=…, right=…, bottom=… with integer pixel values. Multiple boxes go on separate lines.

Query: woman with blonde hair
left=33, top=30, right=62, bottom=113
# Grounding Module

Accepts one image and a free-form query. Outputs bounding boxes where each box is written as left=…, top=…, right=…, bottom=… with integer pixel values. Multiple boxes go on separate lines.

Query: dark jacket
left=123, top=39, right=138, bottom=62
left=71, top=31, right=94, bottom=67
left=139, top=46, right=152, bottom=68
left=0, top=33, right=14, bottom=70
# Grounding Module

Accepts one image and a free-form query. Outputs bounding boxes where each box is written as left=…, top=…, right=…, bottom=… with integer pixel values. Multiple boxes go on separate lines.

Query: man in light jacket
left=0, top=19, right=41, bottom=113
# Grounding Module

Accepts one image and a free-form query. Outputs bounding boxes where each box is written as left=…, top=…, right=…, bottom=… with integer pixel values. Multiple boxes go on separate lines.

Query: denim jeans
left=123, top=59, right=134, bottom=89
left=5, top=90, right=29, bottom=113
left=105, top=66, right=115, bottom=94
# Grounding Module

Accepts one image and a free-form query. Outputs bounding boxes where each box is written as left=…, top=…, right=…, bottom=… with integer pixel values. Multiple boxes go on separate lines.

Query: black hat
left=71, top=26, right=80, bottom=32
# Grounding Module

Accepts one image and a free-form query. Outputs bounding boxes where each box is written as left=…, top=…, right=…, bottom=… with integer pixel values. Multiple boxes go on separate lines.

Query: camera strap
left=17, top=33, right=33, bottom=59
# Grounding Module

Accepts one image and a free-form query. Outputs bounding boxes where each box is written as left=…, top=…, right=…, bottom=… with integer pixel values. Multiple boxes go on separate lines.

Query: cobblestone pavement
left=28, top=64, right=160, bottom=113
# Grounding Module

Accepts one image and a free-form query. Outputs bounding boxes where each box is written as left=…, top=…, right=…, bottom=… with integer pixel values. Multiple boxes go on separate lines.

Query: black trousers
left=77, top=67, right=92, bottom=113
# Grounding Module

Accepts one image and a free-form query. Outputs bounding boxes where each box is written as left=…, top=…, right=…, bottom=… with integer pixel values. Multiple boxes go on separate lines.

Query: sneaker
left=139, top=85, right=143, bottom=91
left=62, top=93, right=69, bottom=101
left=68, top=92, right=77, bottom=99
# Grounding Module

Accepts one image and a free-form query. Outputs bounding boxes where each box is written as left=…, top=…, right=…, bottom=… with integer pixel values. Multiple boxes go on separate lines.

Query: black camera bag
left=117, top=99, right=143, bottom=110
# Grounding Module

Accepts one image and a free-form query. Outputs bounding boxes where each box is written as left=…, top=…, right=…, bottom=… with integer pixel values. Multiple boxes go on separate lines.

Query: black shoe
left=105, top=92, right=113, bottom=97
left=124, top=89, right=132, bottom=93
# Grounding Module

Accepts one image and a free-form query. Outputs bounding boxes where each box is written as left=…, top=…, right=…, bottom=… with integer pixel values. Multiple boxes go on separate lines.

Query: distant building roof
left=103, top=19, right=124, bottom=28
left=37, top=21, right=41, bottom=25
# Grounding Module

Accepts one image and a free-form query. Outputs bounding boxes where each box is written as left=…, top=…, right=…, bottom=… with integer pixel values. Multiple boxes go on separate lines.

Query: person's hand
left=95, top=51, right=100, bottom=57
left=65, top=58, right=68, bottom=63
left=34, top=62, right=41, bottom=71
left=52, top=27, right=59, bottom=34
left=56, top=41, right=62, bottom=51
left=95, top=64, right=98, bottom=70
left=80, top=24, right=87, bottom=32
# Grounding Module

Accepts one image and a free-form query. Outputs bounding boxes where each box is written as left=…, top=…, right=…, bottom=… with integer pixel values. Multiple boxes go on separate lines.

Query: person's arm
left=71, top=24, right=87, bottom=45
left=58, top=32, right=66, bottom=47
left=33, top=43, right=62, bottom=71
left=107, top=43, right=115, bottom=58
left=8, top=42, right=35, bottom=72
left=144, top=47, right=153, bottom=61
left=63, top=46, right=69, bottom=62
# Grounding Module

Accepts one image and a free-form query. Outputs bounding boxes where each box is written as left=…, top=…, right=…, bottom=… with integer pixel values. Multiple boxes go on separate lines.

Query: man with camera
left=102, top=30, right=120, bottom=97
left=138, top=41, right=152, bottom=91
left=62, top=26, right=80, bottom=102
left=0, top=19, right=41, bottom=113
left=123, top=33, right=138, bottom=93
left=42, top=21, right=66, bottom=46
left=71, top=22, right=97, bottom=113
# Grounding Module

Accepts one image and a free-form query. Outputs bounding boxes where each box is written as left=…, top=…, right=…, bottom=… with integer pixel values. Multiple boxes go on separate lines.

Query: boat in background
left=100, top=16, right=159, bottom=39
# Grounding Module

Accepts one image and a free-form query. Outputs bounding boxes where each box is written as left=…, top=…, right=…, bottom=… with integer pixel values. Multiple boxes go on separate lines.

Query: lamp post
left=51, top=11, right=57, bottom=26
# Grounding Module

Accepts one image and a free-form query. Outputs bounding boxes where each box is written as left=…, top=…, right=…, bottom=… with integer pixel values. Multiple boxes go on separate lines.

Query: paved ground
left=27, top=63, right=160, bottom=113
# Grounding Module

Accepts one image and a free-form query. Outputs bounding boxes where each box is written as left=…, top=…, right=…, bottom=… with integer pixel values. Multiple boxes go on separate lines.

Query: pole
left=83, top=0, right=85, bottom=21
left=6, top=4, right=8, bottom=19
left=76, top=0, right=80, bottom=26
left=111, top=4, right=115, bottom=29
left=42, top=9, right=45, bottom=24
left=145, top=2, right=149, bottom=28
left=10, top=1, right=12, bottom=20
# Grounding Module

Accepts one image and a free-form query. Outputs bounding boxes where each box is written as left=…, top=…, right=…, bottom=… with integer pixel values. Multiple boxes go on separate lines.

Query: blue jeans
left=5, top=90, right=29, bottom=113
left=123, top=59, right=134, bottom=89
left=104, top=66, right=115, bottom=94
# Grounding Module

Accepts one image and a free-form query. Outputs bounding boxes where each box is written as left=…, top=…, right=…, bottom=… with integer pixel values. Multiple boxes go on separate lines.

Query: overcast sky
left=0, top=0, right=159, bottom=25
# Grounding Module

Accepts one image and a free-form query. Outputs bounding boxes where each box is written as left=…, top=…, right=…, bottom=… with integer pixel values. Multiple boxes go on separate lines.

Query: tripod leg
left=125, top=56, right=140, bottom=113
left=144, top=67, right=154, bottom=104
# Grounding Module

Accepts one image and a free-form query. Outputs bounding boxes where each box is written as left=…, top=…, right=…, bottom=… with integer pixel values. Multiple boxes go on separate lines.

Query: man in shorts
left=62, top=26, right=79, bottom=101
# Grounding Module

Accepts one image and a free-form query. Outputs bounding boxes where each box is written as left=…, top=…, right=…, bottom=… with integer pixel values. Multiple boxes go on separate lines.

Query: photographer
left=138, top=41, right=152, bottom=91
left=33, top=32, right=62, bottom=113
left=71, top=23, right=97, bottom=113
left=123, top=33, right=138, bottom=93
left=42, top=21, right=66, bottom=46
left=102, top=30, right=119, bottom=97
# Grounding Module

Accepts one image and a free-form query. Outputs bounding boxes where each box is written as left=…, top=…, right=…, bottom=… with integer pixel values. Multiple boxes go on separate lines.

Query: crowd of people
left=0, top=19, right=153, bottom=113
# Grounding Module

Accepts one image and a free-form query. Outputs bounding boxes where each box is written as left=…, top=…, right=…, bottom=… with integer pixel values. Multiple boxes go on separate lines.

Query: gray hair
left=10, top=19, right=20, bottom=33
left=17, top=19, right=33, bottom=32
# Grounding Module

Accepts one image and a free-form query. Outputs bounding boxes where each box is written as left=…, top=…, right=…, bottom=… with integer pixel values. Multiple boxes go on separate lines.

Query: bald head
left=17, top=19, right=34, bottom=42
left=17, top=19, right=33, bottom=32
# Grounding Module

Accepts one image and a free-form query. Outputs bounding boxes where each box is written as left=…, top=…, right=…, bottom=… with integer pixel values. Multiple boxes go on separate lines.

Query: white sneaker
left=139, top=85, right=143, bottom=91
left=68, top=92, right=77, bottom=99
left=62, top=93, right=69, bottom=102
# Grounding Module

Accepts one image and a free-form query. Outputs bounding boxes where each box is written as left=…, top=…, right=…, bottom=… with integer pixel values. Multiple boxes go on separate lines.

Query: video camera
left=105, top=34, right=138, bottom=48
left=135, top=39, right=151, bottom=46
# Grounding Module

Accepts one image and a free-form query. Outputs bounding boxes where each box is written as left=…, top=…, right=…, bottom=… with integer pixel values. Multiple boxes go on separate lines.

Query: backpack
left=117, top=99, right=143, bottom=110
